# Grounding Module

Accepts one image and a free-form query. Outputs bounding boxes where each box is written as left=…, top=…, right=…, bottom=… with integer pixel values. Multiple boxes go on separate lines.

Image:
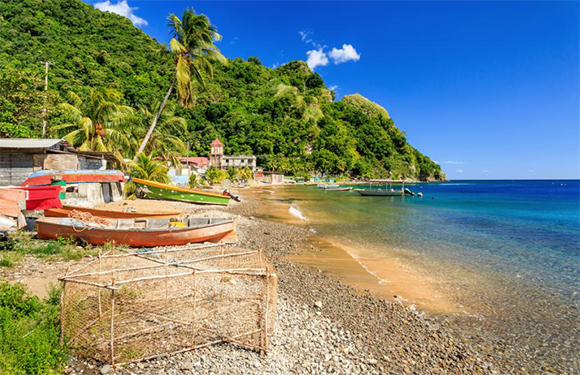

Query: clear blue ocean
left=284, top=180, right=580, bottom=368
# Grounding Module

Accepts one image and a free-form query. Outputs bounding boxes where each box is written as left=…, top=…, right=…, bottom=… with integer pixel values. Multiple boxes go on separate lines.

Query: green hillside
left=0, top=0, right=444, bottom=180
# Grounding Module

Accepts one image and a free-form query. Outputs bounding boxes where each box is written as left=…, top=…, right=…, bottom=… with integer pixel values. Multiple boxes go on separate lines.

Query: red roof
left=210, top=138, right=223, bottom=147
left=178, top=157, right=209, bottom=167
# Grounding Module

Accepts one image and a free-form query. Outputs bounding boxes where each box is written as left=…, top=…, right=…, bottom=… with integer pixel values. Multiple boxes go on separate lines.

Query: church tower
left=209, top=138, right=224, bottom=168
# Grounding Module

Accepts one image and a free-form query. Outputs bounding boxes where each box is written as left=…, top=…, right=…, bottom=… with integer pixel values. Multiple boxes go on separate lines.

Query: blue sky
left=87, top=1, right=579, bottom=180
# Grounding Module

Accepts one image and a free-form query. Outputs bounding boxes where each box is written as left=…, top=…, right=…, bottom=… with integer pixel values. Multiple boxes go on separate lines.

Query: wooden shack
left=0, top=138, right=114, bottom=186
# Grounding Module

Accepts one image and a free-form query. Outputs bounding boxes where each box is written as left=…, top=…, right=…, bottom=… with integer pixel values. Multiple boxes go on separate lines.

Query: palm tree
left=129, top=101, right=188, bottom=167
left=51, top=88, right=132, bottom=152
left=124, top=153, right=170, bottom=195
left=136, top=8, right=227, bottom=157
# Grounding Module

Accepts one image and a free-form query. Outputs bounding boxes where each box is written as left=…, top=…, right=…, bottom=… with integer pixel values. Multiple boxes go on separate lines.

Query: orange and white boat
left=44, top=205, right=182, bottom=219
left=36, top=216, right=236, bottom=247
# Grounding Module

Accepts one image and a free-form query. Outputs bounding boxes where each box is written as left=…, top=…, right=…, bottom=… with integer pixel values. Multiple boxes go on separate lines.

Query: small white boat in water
left=317, top=184, right=340, bottom=189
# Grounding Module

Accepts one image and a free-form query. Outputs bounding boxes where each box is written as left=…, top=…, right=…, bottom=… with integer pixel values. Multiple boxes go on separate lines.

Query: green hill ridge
left=0, top=0, right=444, bottom=180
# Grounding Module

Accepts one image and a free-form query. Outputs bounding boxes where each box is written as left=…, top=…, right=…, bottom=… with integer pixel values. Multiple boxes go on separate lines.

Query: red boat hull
left=36, top=218, right=236, bottom=247
left=21, top=171, right=125, bottom=187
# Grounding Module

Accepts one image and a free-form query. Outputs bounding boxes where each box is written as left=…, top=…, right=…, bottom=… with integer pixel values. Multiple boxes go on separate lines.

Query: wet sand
left=250, top=187, right=462, bottom=315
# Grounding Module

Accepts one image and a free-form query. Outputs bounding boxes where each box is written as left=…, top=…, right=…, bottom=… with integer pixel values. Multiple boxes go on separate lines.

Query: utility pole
left=40, top=61, right=53, bottom=137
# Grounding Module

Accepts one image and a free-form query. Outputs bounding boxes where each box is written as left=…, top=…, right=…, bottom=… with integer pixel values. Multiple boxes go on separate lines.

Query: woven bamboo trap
left=59, top=243, right=277, bottom=365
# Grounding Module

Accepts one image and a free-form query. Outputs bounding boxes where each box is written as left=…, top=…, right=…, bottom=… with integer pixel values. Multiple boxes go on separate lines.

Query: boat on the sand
left=21, top=170, right=125, bottom=187
left=36, top=216, right=236, bottom=247
left=132, top=178, right=231, bottom=205
left=44, top=205, right=183, bottom=219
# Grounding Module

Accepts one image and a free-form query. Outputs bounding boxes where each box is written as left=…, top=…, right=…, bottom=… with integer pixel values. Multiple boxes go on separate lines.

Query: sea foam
left=289, top=205, right=307, bottom=221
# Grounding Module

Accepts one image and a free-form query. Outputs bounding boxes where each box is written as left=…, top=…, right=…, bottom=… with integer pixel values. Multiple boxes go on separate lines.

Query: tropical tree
left=51, top=88, right=132, bottom=152
left=238, top=167, right=253, bottom=182
left=227, top=167, right=238, bottom=182
left=130, top=153, right=170, bottom=182
left=125, top=153, right=170, bottom=195
left=205, top=166, right=227, bottom=185
left=136, top=8, right=227, bottom=156
left=188, top=173, right=206, bottom=188
left=128, top=100, right=188, bottom=167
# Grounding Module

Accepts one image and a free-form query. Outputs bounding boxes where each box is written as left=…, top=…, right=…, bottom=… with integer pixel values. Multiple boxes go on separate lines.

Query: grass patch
left=0, top=282, right=67, bottom=375
left=0, top=232, right=100, bottom=267
left=0, top=252, right=23, bottom=268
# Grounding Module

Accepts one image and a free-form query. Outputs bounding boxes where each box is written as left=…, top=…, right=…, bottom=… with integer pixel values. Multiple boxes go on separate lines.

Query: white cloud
left=329, top=44, right=361, bottom=64
left=299, top=30, right=322, bottom=48
left=306, top=49, right=329, bottom=71
left=443, top=161, right=464, bottom=165
left=328, top=85, right=338, bottom=91
left=299, top=30, right=312, bottom=43
left=94, top=0, right=148, bottom=27
left=299, top=31, right=359, bottom=70
left=456, top=169, right=464, bottom=173
left=433, top=160, right=439, bottom=165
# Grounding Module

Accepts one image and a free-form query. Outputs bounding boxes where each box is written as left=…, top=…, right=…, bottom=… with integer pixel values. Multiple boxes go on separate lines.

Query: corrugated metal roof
left=0, top=138, right=64, bottom=149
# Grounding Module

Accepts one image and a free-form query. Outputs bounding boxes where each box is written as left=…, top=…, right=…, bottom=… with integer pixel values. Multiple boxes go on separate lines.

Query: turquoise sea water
left=285, top=180, right=579, bottom=370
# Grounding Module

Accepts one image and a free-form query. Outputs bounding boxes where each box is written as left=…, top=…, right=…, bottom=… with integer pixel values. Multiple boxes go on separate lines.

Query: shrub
left=0, top=282, right=67, bottom=375
left=205, top=166, right=228, bottom=185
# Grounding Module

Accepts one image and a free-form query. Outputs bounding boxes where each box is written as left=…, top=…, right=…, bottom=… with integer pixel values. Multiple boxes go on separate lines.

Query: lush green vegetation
left=0, top=282, right=67, bottom=375
left=0, top=0, right=444, bottom=180
left=0, top=232, right=99, bottom=268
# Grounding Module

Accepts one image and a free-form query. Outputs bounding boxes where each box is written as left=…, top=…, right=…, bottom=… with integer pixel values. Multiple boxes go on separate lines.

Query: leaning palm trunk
left=135, top=79, right=176, bottom=157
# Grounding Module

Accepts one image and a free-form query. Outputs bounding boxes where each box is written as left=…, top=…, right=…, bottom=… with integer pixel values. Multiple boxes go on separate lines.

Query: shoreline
left=1, top=187, right=567, bottom=374
left=231, top=186, right=575, bottom=375
left=253, top=187, right=464, bottom=315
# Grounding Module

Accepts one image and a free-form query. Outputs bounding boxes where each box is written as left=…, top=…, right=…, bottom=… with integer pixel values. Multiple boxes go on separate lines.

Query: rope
left=68, top=210, right=113, bottom=232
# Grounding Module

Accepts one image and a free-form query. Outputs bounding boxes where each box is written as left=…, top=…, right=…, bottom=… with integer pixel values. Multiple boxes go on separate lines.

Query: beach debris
left=314, top=301, right=323, bottom=308
left=100, top=364, right=111, bottom=374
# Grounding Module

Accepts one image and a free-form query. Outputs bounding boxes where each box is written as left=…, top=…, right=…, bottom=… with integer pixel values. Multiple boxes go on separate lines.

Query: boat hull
left=324, top=187, right=353, bottom=191
left=36, top=217, right=236, bottom=247
left=133, top=178, right=230, bottom=206
left=355, top=189, right=403, bottom=196
left=44, top=205, right=182, bottom=219
left=22, top=170, right=125, bottom=187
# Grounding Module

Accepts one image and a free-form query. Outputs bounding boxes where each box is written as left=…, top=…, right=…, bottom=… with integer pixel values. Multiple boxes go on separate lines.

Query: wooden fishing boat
left=36, top=216, right=236, bottom=247
left=21, top=170, right=125, bottom=187
left=324, top=187, right=353, bottom=191
left=317, top=184, right=340, bottom=189
left=44, top=205, right=183, bottom=219
left=355, top=188, right=404, bottom=196
left=132, top=178, right=230, bottom=206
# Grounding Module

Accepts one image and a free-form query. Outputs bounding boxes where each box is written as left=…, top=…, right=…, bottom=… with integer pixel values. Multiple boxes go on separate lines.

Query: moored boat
left=317, top=184, right=340, bottom=189
left=36, top=216, right=236, bottom=247
left=355, top=188, right=404, bottom=196
left=324, top=187, right=353, bottom=191
left=44, top=205, right=183, bottom=219
left=132, top=178, right=231, bottom=206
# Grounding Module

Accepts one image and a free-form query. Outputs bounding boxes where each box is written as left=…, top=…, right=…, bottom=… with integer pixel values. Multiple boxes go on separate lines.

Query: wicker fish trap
left=59, top=243, right=277, bottom=365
